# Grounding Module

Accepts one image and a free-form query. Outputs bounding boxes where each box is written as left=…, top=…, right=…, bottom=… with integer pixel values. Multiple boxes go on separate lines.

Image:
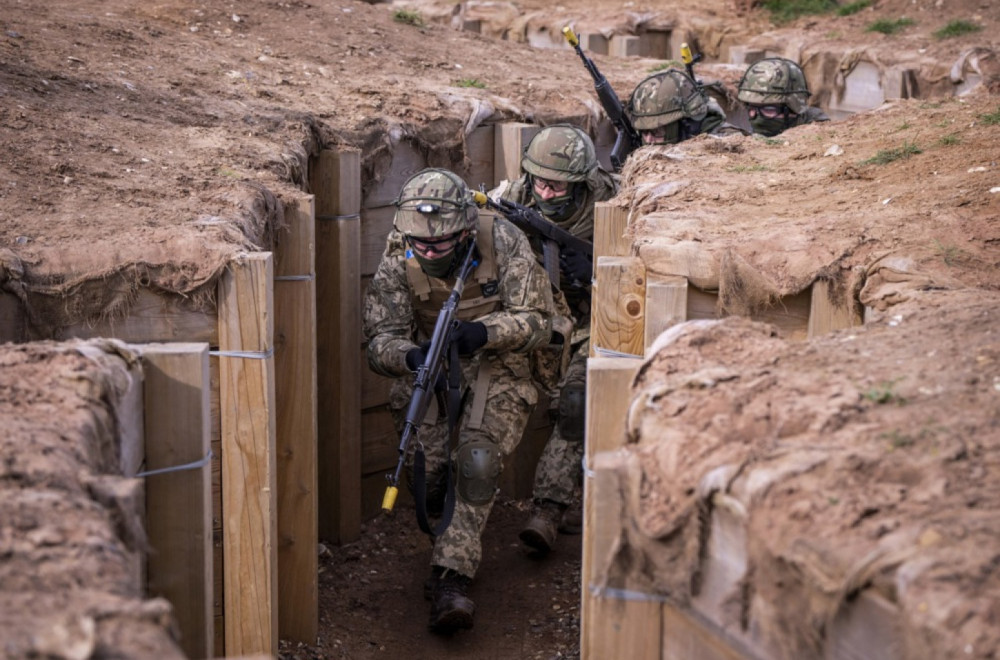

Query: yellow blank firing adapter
left=472, top=190, right=488, bottom=206
left=382, top=485, right=398, bottom=513
left=681, top=43, right=693, bottom=65
left=562, top=26, right=579, bottom=48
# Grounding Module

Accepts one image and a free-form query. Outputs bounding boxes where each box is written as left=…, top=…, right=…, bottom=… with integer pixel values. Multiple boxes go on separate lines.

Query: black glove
left=559, top=248, right=592, bottom=285
left=405, top=342, right=447, bottom=392
left=405, top=343, right=430, bottom=372
left=451, top=320, right=488, bottom=356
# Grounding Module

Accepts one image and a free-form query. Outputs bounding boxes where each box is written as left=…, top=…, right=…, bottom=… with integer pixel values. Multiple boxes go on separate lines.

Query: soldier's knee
left=557, top=382, right=586, bottom=442
left=455, top=440, right=501, bottom=505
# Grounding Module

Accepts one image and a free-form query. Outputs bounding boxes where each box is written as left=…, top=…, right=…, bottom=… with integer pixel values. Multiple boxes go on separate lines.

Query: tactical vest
left=405, top=215, right=502, bottom=338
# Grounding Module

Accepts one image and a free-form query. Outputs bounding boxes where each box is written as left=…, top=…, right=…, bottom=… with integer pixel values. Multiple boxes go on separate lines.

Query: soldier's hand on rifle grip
left=405, top=343, right=448, bottom=391
left=559, top=248, right=592, bottom=286
left=452, top=321, right=488, bottom=356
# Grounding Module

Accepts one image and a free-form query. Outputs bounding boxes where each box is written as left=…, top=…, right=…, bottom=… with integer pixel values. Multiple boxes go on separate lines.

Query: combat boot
left=428, top=568, right=475, bottom=632
left=558, top=499, right=583, bottom=535
left=519, top=499, right=565, bottom=553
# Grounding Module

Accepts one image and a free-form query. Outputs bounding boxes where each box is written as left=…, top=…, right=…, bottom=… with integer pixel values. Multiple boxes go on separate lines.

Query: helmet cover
left=737, top=57, right=811, bottom=113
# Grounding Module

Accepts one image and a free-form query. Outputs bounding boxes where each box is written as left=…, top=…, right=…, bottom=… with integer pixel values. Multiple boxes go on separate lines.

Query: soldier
left=737, top=57, right=830, bottom=136
left=363, top=168, right=553, bottom=633
left=491, top=125, right=619, bottom=553
left=627, top=68, right=748, bottom=145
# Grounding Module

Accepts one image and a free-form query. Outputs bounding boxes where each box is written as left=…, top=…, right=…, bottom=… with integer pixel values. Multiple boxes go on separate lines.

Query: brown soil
left=1, top=0, right=998, bottom=658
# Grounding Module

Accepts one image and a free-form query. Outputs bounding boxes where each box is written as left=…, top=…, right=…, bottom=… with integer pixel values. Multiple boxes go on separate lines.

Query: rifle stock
left=472, top=190, right=591, bottom=289
left=562, top=27, right=642, bottom=171
left=382, top=242, right=479, bottom=513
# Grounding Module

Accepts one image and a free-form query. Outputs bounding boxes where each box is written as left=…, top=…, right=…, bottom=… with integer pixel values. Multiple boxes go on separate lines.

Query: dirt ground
left=1, top=0, right=998, bottom=658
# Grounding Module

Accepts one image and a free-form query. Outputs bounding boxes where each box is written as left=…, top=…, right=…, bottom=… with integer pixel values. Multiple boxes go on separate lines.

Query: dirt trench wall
left=0, top=339, right=184, bottom=659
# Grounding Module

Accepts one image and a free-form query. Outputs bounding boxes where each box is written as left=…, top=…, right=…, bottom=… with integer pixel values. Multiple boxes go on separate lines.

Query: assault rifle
left=681, top=42, right=704, bottom=88
left=382, top=241, right=479, bottom=535
left=562, top=26, right=642, bottom=172
left=472, top=189, right=592, bottom=289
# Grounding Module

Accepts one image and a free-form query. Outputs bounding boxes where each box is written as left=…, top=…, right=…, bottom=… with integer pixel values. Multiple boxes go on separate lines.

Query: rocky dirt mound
left=0, top=340, right=183, bottom=659
left=616, top=287, right=999, bottom=659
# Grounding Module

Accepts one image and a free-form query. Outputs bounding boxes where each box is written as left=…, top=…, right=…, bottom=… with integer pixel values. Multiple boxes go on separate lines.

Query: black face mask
left=531, top=181, right=584, bottom=222
left=412, top=237, right=472, bottom=279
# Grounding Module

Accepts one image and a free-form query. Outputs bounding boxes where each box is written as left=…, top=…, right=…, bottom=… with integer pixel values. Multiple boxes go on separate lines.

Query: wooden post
left=593, top=202, right=629, bottom=259
left=494, top=122, right=540, bottom=186
left=591, top=256, right=646, bottom=357
left=140, top=343, right=213, bottom=660
left=584, top=452, right=663, bottom=660
left=644, top=275, right=688, bottom=350
left=218, top=252, right=277, bottom=657
left=312, top=148, right=362, bottom=544
left=274, top=193, right=318, bottom=643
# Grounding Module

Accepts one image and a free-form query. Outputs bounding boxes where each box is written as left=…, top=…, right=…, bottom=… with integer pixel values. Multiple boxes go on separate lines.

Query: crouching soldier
left=363, top=168, right=553, bottom=633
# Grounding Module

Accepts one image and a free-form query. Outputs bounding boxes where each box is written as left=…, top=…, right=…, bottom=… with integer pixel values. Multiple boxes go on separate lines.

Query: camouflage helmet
left=393, top=168, right=477, bottom=238
left=521, top=125, right=598, bottom=182
left=627, top=69, right=708, bottom=131
left=737, top=58, right=811, bottom=114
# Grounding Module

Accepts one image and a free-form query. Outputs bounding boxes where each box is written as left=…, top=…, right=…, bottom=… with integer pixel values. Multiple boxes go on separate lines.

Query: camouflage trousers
left=530, top=339, right=588, bottom=505
left=389, top=356, right=535, bottom=579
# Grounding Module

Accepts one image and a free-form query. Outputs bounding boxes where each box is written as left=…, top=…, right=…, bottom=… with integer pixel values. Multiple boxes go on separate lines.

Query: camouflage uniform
left=364, top=173, right=552, bottom=581
left=737, top=57, right=830, bottom=137
left=628, top=69, right=749, bottom=144
left=492, top=126, right=619, bottom=549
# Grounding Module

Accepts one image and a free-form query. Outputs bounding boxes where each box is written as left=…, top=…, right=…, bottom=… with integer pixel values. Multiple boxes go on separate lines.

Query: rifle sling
left=414, top=340, right=463, bottom=537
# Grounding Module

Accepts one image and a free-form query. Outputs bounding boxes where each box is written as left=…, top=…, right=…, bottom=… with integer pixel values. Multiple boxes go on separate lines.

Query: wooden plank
left=826, top=590, right=903, bottom=660
left=662, top=604, right=754, bottom=660
left=592, top=256, right=646, bottom=357
left=644, top=275, right=687, bottom=350
left=593, top=202, right=629, bottom=259
left=311, top=148, right=361, bottom=217
left=687, top=285, right=719, bottom=321
left=583, top=451, right=661, bottom=660
left=361, top=349, right=394, bottom=410
left=57, top=288, right=217, bottom=345
left=360, top=205, right=396, bottom=277
left=274, top=193, right=318, bottom=644
left=0, top=292, right=24, bottom=343
left=364, top=140, right=427, bottom=209
left=494, top=122, right=540, bottom=186
left=313, top=147, right=363, bottom=545
left=585, top=357, right=641, bottom=461
left=140, top=343, right=213, bottom=660
left=581, top=33, right=608, bottom=56
left=754, top=289, right=811, bottom=341
left=808, top=278, right=861, bottom=338
left=610, top=34, right=641, bottom=58
left=218, top=252, right=277, bottom=657
left=461, top=123, right=496, bottom=191
left=361, top=406, right=400, bottom=475
left=209, top=355, right=224, bottom=659
left=638, top=29, right=672, bottom=60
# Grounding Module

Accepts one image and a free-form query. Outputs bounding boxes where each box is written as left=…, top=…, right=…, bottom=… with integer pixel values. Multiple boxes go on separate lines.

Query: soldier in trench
left=490, top=125, right=619, bottom=553
left=627, top=68, right=749, bottom=146
left=363, top=168, right=554, bottom=633
left=737, top=57, right=830, bottom=136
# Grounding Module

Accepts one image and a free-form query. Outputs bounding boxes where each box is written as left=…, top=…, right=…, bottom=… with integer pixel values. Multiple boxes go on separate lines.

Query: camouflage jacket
left=363, top=215, right=553, bottom=379
left=701, top=97, right=751, bottom=137
left=491, top=167, right=618, bottom=322
left=796, top=106, right=830, bottom=126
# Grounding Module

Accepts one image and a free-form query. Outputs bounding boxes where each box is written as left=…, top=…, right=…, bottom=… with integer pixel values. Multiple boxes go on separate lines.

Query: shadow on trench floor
left=280, top=496, right=583, bottom=660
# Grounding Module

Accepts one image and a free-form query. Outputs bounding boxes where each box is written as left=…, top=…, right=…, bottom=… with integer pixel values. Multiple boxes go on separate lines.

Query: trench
left=1, top=6, right=993, bottom=660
